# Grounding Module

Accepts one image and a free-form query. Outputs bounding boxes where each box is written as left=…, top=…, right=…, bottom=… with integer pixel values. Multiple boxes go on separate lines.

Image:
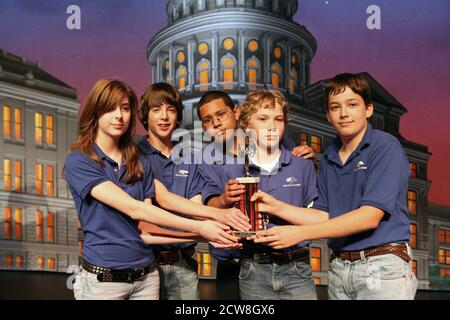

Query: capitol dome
left=147, top=0, right=317, bottom=120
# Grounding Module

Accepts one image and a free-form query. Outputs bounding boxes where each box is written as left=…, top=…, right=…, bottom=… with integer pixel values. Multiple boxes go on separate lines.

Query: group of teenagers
left=65, top=73, right=418, bottom=300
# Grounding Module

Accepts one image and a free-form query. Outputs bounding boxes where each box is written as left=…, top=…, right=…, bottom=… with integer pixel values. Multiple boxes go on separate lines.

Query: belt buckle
left=255, top=252, right=271, bottom=264
left=132, top=268, right=145, bottom=282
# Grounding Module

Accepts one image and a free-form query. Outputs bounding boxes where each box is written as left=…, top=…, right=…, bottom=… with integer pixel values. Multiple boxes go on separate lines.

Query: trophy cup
left=233, top=136, right=269, bottom=238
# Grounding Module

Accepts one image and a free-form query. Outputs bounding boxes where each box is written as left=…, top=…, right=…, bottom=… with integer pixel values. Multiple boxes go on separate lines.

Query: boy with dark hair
left=137, top=83, right=247, bottom=299
left=251, top=73, right=417, bottom=300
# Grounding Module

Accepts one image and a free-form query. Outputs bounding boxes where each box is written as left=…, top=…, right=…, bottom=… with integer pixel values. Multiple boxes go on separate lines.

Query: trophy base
left=233, top=231, right=257, bottom=238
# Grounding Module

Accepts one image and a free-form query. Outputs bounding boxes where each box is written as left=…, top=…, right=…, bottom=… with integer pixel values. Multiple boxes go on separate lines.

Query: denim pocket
left=366, top=254, right=407, bottom=280
left=293, top=261, right=313, bottom=279
left=239, top=258, right=253, bottom=280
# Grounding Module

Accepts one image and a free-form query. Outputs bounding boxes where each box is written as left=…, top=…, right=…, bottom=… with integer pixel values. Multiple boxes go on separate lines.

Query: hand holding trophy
left=233, top=135, right=269, bottom=238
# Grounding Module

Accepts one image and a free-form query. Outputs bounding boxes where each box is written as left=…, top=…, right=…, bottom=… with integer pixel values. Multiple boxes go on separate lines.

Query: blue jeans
left=158, top=255, right=199, bottom=300
left=73, top=268, right=159, bottom=300
left=328, top=244, right=418, bottom=300
left=238, top=257, right=318, bottom=300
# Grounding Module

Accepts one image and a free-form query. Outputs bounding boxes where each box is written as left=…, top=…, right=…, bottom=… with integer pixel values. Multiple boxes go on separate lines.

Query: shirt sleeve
left=312, top=155, right=329, bottom=212
left=187, top=165, right=203, bottom=199
left=64, top=152, right=109, bottom=200
left=359, top=139, right=409, bottom=216
left=198, top=164, right=225, bottom=205
left=141, top=157, right=155, bottom=200
left=302, top=159, right=319, bottom=207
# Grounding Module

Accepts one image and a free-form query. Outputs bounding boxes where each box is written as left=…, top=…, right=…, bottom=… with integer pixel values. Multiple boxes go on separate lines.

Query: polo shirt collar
left=93, top=143, right=125, bottom=167
left=325, top=123, right=374, bottom=164
left=138, top=135, right=190, bottom=165
left=137, top=136, right=159, bottom=155
left=248, top=145, right=291, bottom=170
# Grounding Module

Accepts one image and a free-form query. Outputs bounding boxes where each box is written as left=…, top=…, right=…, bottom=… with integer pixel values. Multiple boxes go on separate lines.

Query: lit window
left=223, top=57, right=235, bottom=90
left=14, top=108, right=22, bottom=139
left=300, top=133, right=308, bottom=146
left=5, top=256, right=12, bottom=268
left=47, top=212, right=54, bottom=242
left=165, top=59, right=170, bottom=70
left=177, top=51, right=185, bottom=64
left=46, top=165, right=54, bottom=196
left=310, top=247, right=321, bottom=272
left=412, top=260, right=417, bottom=276
left=47, top=258, right=55, bottom=270
left=198, top=42, right=209, bottom=55
left=36, top=164, right=43, bottom=195
left=291, top=54, right=297, bottom=65
left=223, top=38, right=234, bottom=51
left=447, top=249, right=450, bottom=265
left=439, top=248, right=445, bottom=264
left=14, top=208, right=22, bottom=240
left=177, top=66, right=187, bottom=90
left=36, top=210, right=43, bottom=241
left=271, top=64, right=282, bottom=88
left=37, top=257, right=44, bottom=269
left=289, top=69, right=297, bottom=92
left=311, top=136, right=322, bottom=153
left=409, top=162, right=417, bottom=178
left=46, top=114, right=54, bottom=145
left=440, top=268, right=446, bottom=278
left=314, top=278, right=321, bottom=285
left=439, top=229, right=445, bottom=243
left=198, top=61, right=210, bottom=91
left=248, top=40, right=259, bottom=52
left=197, top=252, right=212, bottom=277
left=410, top=224, right=417, bottom=249
left=14, top=160, right=22, bottom=192
left=15, top=256, right=23, bottom=268
left=4, top=207, right=12, bottom=239
left=3, top=105, right=11, bottom=138
left=407, top=191, right=417, bottom=215
left=247, top=59, right=258, bottom=84
left=447, top=230, right=450, bottom=244
left=274, top=47, right=282, bottom=59
left=35, top=113, right=43, bottom=144
left=4, top=159, right=11, bottom=191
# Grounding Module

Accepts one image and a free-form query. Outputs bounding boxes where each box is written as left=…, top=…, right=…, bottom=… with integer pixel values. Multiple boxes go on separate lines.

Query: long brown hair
left=70, top=78, right=143, bottom=183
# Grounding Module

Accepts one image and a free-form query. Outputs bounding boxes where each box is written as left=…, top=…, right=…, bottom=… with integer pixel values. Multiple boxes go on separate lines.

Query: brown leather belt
left=243, top=247, right=310, bottom=264
left=332, top=243, right=411, bottom=263
left=81, top=259, right=157, bottom=283
left=156, top=248, right=195, bottom=265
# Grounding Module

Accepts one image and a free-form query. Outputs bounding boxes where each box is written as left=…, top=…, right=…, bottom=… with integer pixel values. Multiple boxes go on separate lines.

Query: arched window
left=289, top=68, right=298, bottom=93
left=176, top=65, right=187, bottom=90
left=271, top=62, right=283, bottom=88
left=221, top=55, right=236, bottom=90
left=197, top=59, right=211, bottom=92
left=246, top=56, right=260, bottom=87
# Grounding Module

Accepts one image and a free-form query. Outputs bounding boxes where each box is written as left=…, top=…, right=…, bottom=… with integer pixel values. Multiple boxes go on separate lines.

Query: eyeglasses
left=201, top=110, right=232, bottom=127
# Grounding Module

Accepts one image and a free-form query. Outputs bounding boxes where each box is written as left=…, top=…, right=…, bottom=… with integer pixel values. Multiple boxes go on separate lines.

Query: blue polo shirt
left=313, top=124, right=411, bottom=252
left=137, top=136, right=202, bottom=252
left=200, top=146, right=318, bottom=260
left=64, top=144, right=155, bottom=269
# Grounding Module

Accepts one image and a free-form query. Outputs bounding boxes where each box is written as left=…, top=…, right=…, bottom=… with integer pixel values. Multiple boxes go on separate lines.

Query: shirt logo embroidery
left=175, top=169, right=189, bottom=177
left=354, top=161, right=368, bottom=171
left=283, top=177, right=302, bottom=187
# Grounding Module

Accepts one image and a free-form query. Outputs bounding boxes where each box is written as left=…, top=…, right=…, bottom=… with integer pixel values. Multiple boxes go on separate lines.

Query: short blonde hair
left=238, top=89, right=289, bottom=130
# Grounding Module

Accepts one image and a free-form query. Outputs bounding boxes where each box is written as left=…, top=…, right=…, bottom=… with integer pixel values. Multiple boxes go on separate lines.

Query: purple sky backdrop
left=0, top=0, right=449, bottom=205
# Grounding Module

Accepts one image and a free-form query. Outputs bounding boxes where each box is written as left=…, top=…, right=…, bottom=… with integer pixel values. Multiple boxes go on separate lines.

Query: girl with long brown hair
left=64, top=79, right=237, bottom=300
